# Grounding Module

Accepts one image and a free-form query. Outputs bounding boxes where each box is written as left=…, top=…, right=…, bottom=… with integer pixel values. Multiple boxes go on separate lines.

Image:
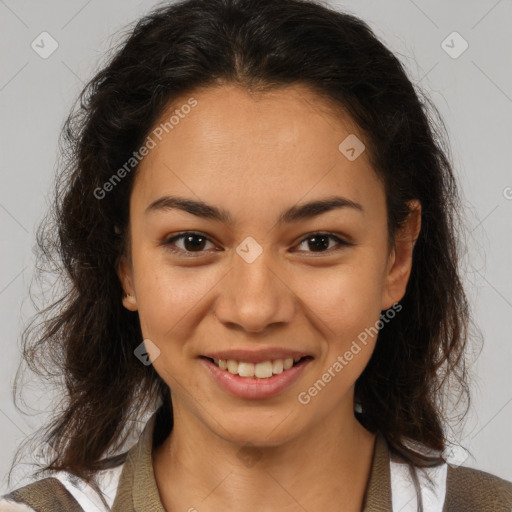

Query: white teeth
left=272, top=359, right=283, bottom=374
left=283, top=358, right=294, bottom=370
left=213, top=357, right=304, bottom=378
left=255, top=361, right=273, bottom=378
left=238, top=362, right=255, bottom=378
left=227, top=359, right=238, bottom=374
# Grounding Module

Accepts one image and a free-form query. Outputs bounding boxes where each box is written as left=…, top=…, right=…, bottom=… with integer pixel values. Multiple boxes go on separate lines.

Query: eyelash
left=162, top=231, right=352, bottom=257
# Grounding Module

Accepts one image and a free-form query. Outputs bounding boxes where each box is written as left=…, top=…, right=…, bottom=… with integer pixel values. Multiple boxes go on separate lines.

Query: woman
left=2, top=0, right=511, bottom=510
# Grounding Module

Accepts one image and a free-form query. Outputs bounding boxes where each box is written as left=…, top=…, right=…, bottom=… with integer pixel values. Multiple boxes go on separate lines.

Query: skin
left=118, top=83, right=421, bottom=512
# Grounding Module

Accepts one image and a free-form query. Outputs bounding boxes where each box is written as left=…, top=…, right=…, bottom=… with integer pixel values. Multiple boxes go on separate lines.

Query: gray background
left=1, top=0, right=511, bottom=493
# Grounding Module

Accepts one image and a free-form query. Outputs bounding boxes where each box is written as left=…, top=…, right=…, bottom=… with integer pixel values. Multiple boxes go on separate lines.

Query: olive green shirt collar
left=111, top=411, right=392, bottom=511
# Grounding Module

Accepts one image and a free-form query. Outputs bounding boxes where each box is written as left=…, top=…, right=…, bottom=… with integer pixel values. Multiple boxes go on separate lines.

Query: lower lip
left=199, top=357, right=313, bottom=400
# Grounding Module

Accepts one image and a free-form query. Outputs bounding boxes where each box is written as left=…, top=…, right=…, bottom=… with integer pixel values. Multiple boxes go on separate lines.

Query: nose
left=213, top=248, right=295, bottom=333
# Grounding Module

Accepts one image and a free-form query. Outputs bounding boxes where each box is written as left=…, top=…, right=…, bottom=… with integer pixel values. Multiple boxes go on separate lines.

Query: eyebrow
left=144, top=194, right=363, bottom=225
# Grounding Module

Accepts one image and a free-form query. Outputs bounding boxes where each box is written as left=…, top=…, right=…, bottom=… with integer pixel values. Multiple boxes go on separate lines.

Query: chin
left=210, top=409, right=303, bottom=447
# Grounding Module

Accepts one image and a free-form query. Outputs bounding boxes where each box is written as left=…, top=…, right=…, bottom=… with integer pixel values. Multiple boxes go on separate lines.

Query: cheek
left=300, top=258, right=386, bottom=332
left=131, top=248, right=215, bottom=339
left=132, top=259, right=213, bottom=387
left=294, top=268, right=384, bottom=411
left=297, top=253, right=387, bottom=390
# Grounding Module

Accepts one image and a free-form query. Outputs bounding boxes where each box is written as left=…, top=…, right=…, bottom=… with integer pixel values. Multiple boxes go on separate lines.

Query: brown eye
left=295, top=232, right=352, bottom=253
left=163, top=232, right=217, bottom=255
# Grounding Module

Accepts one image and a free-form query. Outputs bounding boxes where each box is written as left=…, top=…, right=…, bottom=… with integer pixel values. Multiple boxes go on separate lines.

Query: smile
left=206, top=356, right=310, bottom=379
left=199, top=356, right=313, bottom=400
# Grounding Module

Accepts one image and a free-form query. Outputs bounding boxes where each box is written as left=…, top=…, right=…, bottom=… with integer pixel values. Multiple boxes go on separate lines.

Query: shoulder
left=388, top=437, right=512, bottom=512
left=0, top=476, right=84, bottom=512
left=444, top=464, right=512, bottom=510
left=0, top=464, right=125, bottom=512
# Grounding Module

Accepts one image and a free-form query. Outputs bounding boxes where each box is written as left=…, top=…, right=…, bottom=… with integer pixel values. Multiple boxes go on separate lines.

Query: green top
left=4, top=408, right=512, bottom=511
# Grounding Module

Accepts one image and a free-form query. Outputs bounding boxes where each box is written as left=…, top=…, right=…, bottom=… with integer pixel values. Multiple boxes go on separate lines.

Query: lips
left=200, top=355, right=313, bottom=399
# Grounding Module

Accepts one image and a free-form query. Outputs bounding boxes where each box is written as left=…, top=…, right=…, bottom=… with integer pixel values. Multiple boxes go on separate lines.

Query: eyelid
left=162, top=230, right=353, bottom=257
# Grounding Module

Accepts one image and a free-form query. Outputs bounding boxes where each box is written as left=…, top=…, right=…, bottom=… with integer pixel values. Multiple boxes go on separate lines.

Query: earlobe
left=122, top=292, right=138, bottom=311
left=381, top=200, right=421, bottom=310
left=117, top=255, right=138, bottom=311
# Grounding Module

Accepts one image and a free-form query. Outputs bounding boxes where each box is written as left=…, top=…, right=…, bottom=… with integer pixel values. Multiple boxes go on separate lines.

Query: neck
left=153, top=399, right=377, bottom=512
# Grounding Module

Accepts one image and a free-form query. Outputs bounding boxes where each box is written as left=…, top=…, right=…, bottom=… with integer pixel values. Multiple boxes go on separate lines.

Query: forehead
left=130, top=83, right=383, bottom=219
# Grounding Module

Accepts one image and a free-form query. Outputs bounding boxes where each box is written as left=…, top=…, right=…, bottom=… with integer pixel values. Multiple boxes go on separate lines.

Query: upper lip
left=201, top=348, right=312, bottom=364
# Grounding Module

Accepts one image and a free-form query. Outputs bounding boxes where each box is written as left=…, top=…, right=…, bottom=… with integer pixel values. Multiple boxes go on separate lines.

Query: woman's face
left=119, top=83, right=419, bottom=445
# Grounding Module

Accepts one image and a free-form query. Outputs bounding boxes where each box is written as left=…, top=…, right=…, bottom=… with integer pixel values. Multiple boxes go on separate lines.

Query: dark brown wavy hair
left=10, top=0, right=474, bottom=508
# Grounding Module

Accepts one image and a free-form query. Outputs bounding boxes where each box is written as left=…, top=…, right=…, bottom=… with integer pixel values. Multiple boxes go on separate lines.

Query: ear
left=381, top=200, right=421, bottom=310
left=117, top=254, right=138, bottom=311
